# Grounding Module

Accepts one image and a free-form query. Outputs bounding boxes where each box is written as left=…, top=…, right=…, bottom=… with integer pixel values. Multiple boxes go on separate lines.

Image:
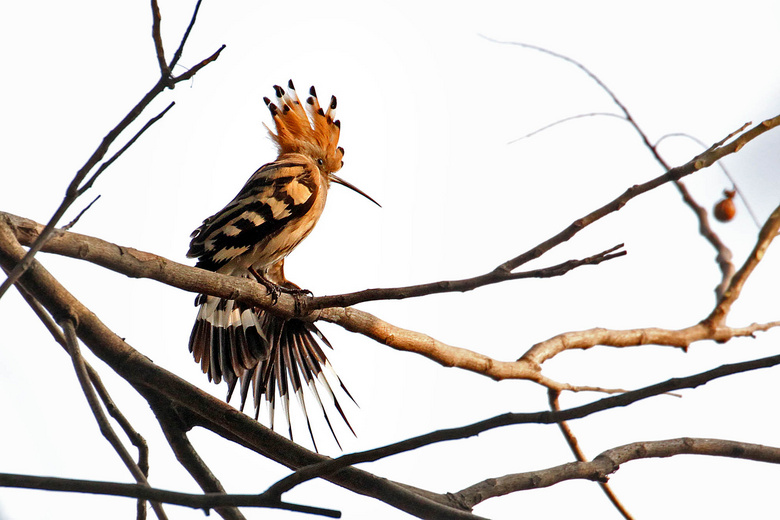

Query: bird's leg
left=249, top=267, right=312, bottom=310
left=249, top=266, right=282, bottom=304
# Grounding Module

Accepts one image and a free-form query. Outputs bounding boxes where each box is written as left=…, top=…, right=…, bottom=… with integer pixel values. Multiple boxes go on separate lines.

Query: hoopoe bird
left=187, top=81, right=379, bottom=449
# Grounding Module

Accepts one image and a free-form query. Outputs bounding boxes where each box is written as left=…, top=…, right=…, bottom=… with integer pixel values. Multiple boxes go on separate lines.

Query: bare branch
left=496, top=116, right=778, bottom=274
left=152, top=400, right=247, bottom=520
left=0, top=221, right=484, bottom=520
left=308, top=243, right=626, bottom=310
left=0, top=472, right=339, bottom=518
left=150, top=0, right=171, bottom=79
left=263, top=352, right=780, bottom=498
left=4, top=209, right=778, bottom=389
left=63, top=195, right=101, bottom=230
left=10, top=279, right=152, bottom=499
left=548, top=390, right=634, bottom=520
left=59, top=319, right=168, bottom=520
left=656, top=132, right=763, bottom=228
left=705, top=202, right=780, bottom=327
left=0, top=0, right=221, bottom=300
left=168, top=0, right=204, bottom=70
left=453, top=437, right=780, bottom=508
left=672, top=179, right=734, bottom=298
left=172, top=45, right=226, bottom=83
left=490, top=38, right=744, bottom=296
left=77, top=102, right=175, bottom=197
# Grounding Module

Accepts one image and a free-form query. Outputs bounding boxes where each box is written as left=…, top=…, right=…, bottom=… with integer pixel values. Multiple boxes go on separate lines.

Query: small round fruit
left=714, top=196, right=736, bottom=222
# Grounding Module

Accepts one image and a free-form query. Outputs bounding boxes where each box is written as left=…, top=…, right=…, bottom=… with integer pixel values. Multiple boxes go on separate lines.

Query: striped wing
left=187, top=156, right=319, bottom=273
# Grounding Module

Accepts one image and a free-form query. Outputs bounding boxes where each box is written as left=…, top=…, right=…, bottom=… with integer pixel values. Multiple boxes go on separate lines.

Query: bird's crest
left=264, top=80, right=344, bottom=173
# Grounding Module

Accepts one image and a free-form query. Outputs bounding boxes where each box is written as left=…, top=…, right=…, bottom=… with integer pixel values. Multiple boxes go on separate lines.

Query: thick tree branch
left=0, top=221, right=483, bottom=520
left=151, top=399, right=247, bottom=520
left=3, top=209, right=778, bottom=391
left=452, top=437, right=780, bottom=508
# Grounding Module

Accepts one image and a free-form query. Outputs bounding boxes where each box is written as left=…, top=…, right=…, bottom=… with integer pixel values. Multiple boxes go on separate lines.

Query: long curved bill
left=330, top=174, right=381, bottom=207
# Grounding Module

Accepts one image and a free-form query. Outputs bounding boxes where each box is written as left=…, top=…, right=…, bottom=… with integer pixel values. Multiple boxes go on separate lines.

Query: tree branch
left=3, top=208, right=778, bottom=390
left=453, top=437, right=780, bottom=508
left=10, top=279, right=153, bottom=519
left=0, top=472, right=339, bottom=518
left=59, top=319, right=168, bottom=520
left=496, top=117, right=776, bottom=273
left=705, top=202, right=780, bottom=327
left=0, top=220, right=484, bottom=520
left=548, top=390, right=634, bottom=520
left=151, top=399, right=247, bottom=520
left=262, top=352, right=780, bottom=498
left=307, top=243, right=625, bottom=310
left=490, top=38, right=746, bottom=297
left=0, top=0, right=222, bottom=300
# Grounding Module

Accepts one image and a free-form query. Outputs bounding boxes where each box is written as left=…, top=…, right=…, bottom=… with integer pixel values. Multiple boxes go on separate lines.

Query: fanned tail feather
left=188, top=294, right=355, bottom=449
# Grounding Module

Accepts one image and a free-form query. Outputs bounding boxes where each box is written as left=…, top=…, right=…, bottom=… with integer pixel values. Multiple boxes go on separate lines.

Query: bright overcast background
left=2, top=1, right=780, bottom=519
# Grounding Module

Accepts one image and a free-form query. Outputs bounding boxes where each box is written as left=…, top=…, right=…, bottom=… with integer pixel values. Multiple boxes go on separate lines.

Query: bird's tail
left=189, top=293, right=356, bottom=450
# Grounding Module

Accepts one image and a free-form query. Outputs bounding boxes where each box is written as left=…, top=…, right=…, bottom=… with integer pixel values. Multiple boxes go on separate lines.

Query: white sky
left=2, top=0, right=780, bottom=519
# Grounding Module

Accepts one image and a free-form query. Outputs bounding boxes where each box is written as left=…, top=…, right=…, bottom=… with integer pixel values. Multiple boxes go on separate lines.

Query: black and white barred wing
left=187, top=157, right=319, bottom=273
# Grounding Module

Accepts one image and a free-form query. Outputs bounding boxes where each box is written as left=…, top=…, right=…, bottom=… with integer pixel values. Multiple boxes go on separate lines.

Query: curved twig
left=488, top=37, right=744, bottom=297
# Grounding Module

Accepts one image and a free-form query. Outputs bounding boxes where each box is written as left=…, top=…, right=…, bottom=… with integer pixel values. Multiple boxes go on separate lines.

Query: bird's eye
left=317, top=158, right=324, bottom=166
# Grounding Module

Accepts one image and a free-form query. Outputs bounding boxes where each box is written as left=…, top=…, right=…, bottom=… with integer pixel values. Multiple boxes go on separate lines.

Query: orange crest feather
left=263, top=80, right=344, bottom=173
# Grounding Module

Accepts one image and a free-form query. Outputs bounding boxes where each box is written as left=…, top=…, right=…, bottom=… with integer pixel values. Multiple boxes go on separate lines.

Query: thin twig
left=705, top=203, right=780, bottom=327
left=0, top=473, right=340, bottom=518
left=172, top=45, right=226, bottom=83
left=63, top=195, right=101, bottom=230
left=59, top=319, right=168, bottom=520
left=507, top=112, right=626, bottom=143
left=0, top=0, right=222, bottom=301
left=489, top=37, right=739, bottom=296
left=307, top=243, right=626, bottom=310
left=548, top=390, right=634, bottom=520
left=656, top=132, right=762, bottom=228
left=77, top=102, right=175, bottom=196
left=168, top=0, right=204, bottom=70
left=9, top=276, right=152, bottom=493
left=150, top=0, right=171, bottom=79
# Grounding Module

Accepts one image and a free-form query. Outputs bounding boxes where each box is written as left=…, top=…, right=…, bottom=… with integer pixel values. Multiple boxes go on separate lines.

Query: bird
left=186, top=80, right=379, bottom=449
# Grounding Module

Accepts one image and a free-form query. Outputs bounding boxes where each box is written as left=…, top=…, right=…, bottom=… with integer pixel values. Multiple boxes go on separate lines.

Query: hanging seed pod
left=713, top=189, right=737, bottom=222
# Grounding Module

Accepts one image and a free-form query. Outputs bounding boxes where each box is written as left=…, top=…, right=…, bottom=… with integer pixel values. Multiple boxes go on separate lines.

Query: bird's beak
left=329, top=174, right=381, bottom=207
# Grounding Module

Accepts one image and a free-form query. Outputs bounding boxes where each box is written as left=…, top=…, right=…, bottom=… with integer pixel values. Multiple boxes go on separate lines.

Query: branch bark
left=453, top=437, right=780, bottom=508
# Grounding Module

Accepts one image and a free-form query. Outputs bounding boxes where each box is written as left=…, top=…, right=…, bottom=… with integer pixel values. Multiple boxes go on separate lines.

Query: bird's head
left=264, top=81, right=380, bottom=207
